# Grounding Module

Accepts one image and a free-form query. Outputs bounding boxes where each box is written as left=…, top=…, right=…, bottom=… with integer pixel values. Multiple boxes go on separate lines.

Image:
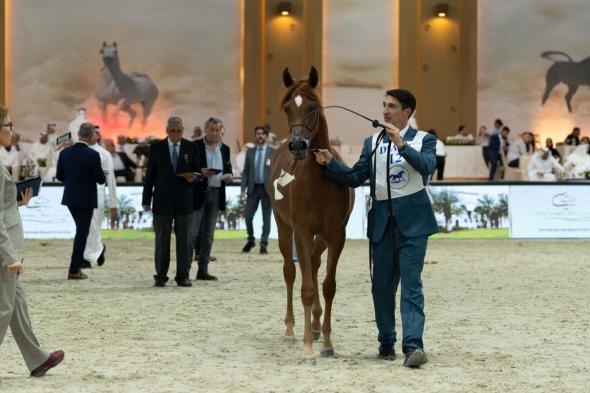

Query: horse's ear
left=308, top=66, right=319, bottom=88
left=113, top=41, right=117, bottom=48
left=102, top=41, right=107, bottom=47
left=283, top=68, right=294, bottom=88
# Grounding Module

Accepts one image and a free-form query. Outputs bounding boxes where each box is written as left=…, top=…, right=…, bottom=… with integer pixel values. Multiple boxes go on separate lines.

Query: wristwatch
left=398, top=140, right=407, bottom=152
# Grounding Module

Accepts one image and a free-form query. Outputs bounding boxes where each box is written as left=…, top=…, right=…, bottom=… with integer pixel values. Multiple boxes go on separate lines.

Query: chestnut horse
left=269, top=67, right=354, bottom=359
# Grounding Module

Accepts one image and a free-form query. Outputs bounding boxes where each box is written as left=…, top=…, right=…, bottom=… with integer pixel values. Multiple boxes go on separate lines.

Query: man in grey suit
left=0, top=106, right=64, bottom=377
left=240, top=126, right=275, bottom=254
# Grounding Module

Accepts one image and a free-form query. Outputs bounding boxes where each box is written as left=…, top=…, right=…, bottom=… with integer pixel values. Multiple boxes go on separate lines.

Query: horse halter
left=287, top=104, right=321, bottom=155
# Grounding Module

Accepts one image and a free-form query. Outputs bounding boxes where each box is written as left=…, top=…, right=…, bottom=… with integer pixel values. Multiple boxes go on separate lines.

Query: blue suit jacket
left=56, top=142, right=106, bottom=208
left=323, top=128, right=439, bottom=242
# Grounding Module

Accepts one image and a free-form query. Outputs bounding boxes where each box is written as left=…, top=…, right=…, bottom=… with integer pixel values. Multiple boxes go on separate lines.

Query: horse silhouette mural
left=541, top=51, right=590, bottom=113
left=95, top=41, right=159, bottom=128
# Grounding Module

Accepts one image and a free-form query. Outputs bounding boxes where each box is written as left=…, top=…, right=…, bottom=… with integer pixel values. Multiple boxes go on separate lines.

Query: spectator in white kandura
left=526, top=148, right=565, bottom=181
left=67, top=108, right=87, bottom=142
left=507, top=132, right=533, bottom=168
left=0, top=132, right=23, bottom=179
left=28, top=133, right=55, bottom=173
left=563, top=143, right=590, bottom=178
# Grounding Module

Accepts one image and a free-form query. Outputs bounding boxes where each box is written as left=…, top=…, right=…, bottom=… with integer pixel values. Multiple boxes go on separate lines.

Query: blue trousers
left=371, top=217, right=427, bottom=352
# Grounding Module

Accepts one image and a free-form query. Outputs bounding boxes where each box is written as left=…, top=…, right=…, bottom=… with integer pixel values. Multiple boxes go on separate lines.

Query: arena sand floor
left=0, top=238, right=588, bottom=393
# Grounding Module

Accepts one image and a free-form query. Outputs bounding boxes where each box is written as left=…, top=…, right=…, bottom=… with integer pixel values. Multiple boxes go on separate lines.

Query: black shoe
left=80, top=260, right=92, bottom=269
left=260, top=245, right=268, bottom=254
left=242, top=241, right=255, bottom=253
left=403, top=348, right=427, bottom=368
left=154, top=276, right=168, bottom=287
left=196, top=271, right=218, bottom=281
left=97, top=244, right=106, bottom=266
left=378, top=344, right=396, bottom=360
left=176, top=278, right=192, bottom=287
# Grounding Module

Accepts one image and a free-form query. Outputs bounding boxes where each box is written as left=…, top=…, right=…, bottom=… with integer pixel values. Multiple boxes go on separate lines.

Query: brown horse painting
left=269, top=67, right=354, bottom=360
left=541, top=51, right=590, bottom=113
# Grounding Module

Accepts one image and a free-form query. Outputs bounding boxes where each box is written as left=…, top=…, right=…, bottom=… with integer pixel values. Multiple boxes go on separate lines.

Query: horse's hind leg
left=565, top=84, right=579, bottom=113
left=141, top=95, right=157, bottom=128
left=542, top=67, right=559, bottom=105
left=311, top=237, right=327, bottom=341
left=320, top=228, right=346, bottom=357
left=276, top=215, right=296, bottom=340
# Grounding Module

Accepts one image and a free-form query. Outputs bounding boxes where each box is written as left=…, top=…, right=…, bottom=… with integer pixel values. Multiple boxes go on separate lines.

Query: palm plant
left=431, top=189, right=462, bottom=231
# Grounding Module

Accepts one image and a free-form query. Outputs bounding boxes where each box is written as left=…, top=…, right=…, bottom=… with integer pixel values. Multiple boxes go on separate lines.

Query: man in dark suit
left=240, top=126, right=275, bottom=254
left=56, top=123, right=106, bottom=280
left=190, top=117, right=233, bottom=281
left=314, top=89, right=438, bottom=368
left=488, top=126, right=510, bottom=181
left=104, top=139, right=137, bottom=182
left=142, top=116, right=199, bottom=287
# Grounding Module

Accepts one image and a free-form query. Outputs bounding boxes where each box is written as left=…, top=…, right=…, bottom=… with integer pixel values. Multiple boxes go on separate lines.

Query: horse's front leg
left=311, top=237, right=327, bottom=341
left=275, top=215, right=296, bottom=340
left=294, top=230, right=316, bottom=358
left=320, top=228, right=346, bottom=357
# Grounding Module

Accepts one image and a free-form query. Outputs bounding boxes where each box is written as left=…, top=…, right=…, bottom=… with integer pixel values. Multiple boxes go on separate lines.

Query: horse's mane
left=280, top=80, right=320, bottom=108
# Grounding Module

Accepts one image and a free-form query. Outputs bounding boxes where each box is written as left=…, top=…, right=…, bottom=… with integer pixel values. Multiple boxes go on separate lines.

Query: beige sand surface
left=0, top=239, right=588, bottom=393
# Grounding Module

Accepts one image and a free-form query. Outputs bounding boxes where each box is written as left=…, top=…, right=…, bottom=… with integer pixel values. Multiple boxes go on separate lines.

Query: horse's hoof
left=298, top=356, right=317, bottom=366
left=312, top=331, right=322, bottom=341
left=320, top=348, right=335, bottom=358
left=282, top=335, right=297, bottom=342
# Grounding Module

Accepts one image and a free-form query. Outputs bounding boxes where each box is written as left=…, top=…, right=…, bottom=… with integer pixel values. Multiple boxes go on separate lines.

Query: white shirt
left=435, top=139, right=446, bottom=157
left=28, top=142, right=54, bottom=166
left=527, top=151, right=564, bottom=180
left=112, top=153, right=125, bottom=171
left=507, top=139, right=528, bottom=163
left=90, top=144, right=118, bottom=208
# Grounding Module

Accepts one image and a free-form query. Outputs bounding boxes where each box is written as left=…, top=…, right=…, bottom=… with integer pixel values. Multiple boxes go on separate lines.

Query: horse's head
left=100, top=41, right=119, bottom=68
left=281, top=66, right=321, bottom=161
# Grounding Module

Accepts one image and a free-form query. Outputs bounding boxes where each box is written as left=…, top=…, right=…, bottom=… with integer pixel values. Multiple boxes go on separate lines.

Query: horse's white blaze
left=273, top=169, right=296, bottom=200
left=295, top=95, right=303, bottom=107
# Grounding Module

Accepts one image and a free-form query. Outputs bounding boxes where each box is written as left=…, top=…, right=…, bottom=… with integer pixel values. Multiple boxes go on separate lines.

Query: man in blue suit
left=57, top=123, right=106, bottom=279
left=314, top=89, right=438, bottom=367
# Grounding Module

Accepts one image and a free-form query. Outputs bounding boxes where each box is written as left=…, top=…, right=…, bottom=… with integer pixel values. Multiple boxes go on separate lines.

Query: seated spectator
left=427, top=129, right=446, bottom=180
left=28, top=132, right=55, bottom=172
left=452, top=125, right=474, bottom=141
left=563, top=143, right=590, bottom=178
left=526, top=148, right=565, bottom=181
left=507, top=132, right=533, bottom=168
left=565, top=127, right=581, bottom=146
left=545, top=138, right=561, bottom=161
left=133, top=138, right=150, bottom=167
left=104, top=139, right=137, bottom=182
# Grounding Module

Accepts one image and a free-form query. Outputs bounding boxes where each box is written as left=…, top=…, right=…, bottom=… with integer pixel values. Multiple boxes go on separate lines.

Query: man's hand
left=384, top=122, right=404, bottom=149
left=222, top=175, right=233, bottom=184
left=181, top=173, right=197, bottom=183
left=313, top=149, right=332, bottom=165
left=240, top=192, right=246, bottom=201
left=143, top=204, right=151, bottom=212
left=201, top=168, right=213, bottom=178
left=6, top=261, right=23, bottom=275
left=537, top=172, right=544, bottom=177
left=17, top=187, right=33, bottom=207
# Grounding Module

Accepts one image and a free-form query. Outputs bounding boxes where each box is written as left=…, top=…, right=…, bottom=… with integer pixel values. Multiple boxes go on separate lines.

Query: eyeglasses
left=1, top=122, right=13, bottom=131
left=167, top=129, right=183, bottom=134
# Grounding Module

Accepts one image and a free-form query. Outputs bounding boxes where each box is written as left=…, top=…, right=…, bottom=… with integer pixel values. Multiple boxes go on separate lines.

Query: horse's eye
left=283, top=103, right=290, bottom=113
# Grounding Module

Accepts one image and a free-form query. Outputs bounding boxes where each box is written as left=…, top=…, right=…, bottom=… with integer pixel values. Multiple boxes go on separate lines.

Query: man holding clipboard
left=191, top=117, right=233, bottom=281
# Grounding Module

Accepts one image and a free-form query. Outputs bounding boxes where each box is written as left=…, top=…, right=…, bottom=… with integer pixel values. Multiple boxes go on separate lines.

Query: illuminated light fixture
left=278, top=1, right=292, bottom=16
left=434, top=3, right=449, bottom=18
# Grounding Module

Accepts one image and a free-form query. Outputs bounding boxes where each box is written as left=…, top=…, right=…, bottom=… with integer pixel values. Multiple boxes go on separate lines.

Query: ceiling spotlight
left=434, top=3, right=449, bottom=18
left=278, top=1, right=292, bottom=16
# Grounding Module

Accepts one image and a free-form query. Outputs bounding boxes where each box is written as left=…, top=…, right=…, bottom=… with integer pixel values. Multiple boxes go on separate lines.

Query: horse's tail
left=540, top=51, right=573, bottom=63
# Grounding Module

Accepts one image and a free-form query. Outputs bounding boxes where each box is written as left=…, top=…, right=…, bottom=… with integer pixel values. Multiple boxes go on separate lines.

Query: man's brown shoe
left=67, top=271, right=88, bottom=280
left=30, top=350, right=64, bottom=377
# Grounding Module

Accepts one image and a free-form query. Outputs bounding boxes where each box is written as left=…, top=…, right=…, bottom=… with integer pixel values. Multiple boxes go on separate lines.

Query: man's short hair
left=495, top=118, right=503, bottom=126
left=167, top=116, right=184, bottom=130
left=573, top=127, right=580, bottom=133
left=501, top=126, right=510, bottom=133
left=458, top=125, right=466, bottom=132
left=205, top=117, right=222, bottom=129
left=254, top=125, right=268, bottom=135
left=385, top=89, right=416, bottom=117
left=78, top=122, right=96, bottom=138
